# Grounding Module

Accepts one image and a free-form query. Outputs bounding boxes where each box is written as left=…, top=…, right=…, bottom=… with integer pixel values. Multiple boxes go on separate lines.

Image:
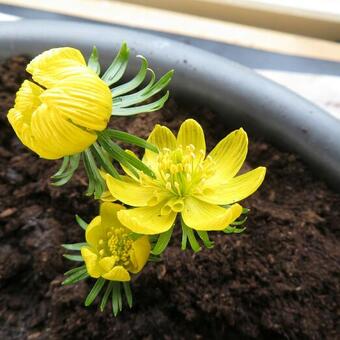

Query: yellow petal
left=197, top=167, right=266, bottom=205
left=10, top=80, right=43, bottom=123
left=117, top=203, right=177, bottom=235
left=206, top=128, right=248, bottom=185
left=182, top=197, right=242, bottom=231
left=100, top=190, right=116, bottom=202
left=177, top=119, right=206, bottom=160
left=85, top=216, right=103, bottom=246
left=81, top=247, right=101, bottom=278
left=129, top=236, right=151, bottom=273
left=100, top=202, right=125, bottom=230
left=40, top=72, right=112, bottom=131
left=143, top=124, right=176, bottom=169
left=98, top=256, right=116, bottom=273
left=120, top=150, right=140, bottom=180
left=30, top=104, right=97, bottom=159
left=102, top=265, right=131, bottom=281
left=26, top=47, right=87, bottom=88
left=106, top=174, right=155, bottom=207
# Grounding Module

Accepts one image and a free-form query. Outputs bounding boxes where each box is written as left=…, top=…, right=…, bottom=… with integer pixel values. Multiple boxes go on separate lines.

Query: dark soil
left=0, top=56, right=339, bottom=340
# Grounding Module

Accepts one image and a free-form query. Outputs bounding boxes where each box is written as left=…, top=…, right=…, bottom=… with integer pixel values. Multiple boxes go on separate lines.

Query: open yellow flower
left=7, top=47, right=112, bottom=159
left=106, top=119, right=266, bottom=235
left=81, top=202, right=150, bottom=281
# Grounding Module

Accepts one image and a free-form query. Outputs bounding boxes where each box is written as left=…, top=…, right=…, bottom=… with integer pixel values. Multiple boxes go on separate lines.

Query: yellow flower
left=81, top=202, right=150, bottom=281
left=106, top=119, right=266, bottom=234
left=7, top=47, right=112, bottom=159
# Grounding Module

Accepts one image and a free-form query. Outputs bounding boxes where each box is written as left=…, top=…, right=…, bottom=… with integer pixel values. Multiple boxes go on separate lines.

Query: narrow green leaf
left=90, top=142, right=120, bottom=179
left=99, top=135, right=154, bottom=178
left=64, top=265, right=86, bottom=276
left=51, top=154, right=80, bottom=186
left=111, top=55, right=148, bottom=97
left=112, top=68, right=155, bottom=106
left=223, top=226, right=246, bottom=234
left=181, top=226, right=188, bottom=251
left=112, top=91, right=169, bottom=116
left=197, top=231, right=214, bottom=249
left=151, top=226, right=174, bottom=255
left=62, top=268, right=88, bottom=285
left=88, top=46, right=100, bottom=75
left=181, top=218, right=201, bottom=252
left=102, top=43, right=130, bottom=86
left=83, top=149, right=106, bottom=199
left=85, top=278, right=106, bottom=307
left=231, top=216, right=248, bottom=226
left=100, top=282, right=113, bottom=312
left=63, top=254, right=84, bottom=262
left=123, top=282, right=133, bottom=308
left=62, top=243, right=87, bottom=251
left=111, top=282, right=122, bottom=316
left=242, top=207, right=250, bottom=214
left=51, top=156, right=69, bottom=178
left=75, top=214, right=88, bottom=230
left=105, top=129, right=158, bottom=153
left=113, top=70, right=173, bottom=108
left=148, top=254, right=162, bottom=262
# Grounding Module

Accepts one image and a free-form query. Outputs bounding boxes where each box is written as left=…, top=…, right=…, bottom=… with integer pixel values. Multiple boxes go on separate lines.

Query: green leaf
left=102, top=43, right=130, bottom=86
left=63, top=254, right=84, bottom=262
left=90, top=142, right=120, bottom=179
left=98, top=135, right=154, bottom=178
left=231, top=216, right=248, bottom=226
left=181, top=219, right=201, bottom=252
left=148, top=254, right=162, bottom=262
left=100, top=282, right=114, bottom=312
left=75, top=214, right=88, bottom=230
left=112, top=90, right=169, bottom=116
left=223, top=226, right=246, bottom=234
left=151, top=226, right=174, bottom=255
left=64, top=265, right=86, bottom=276
left=242, top=207, right=250, bottom=214
left=52, top=156, right=69, bottom=178
left=111, top=282, right=122, bottom=316
left=85, top=278, right=106, bottom=307
left=111, top=55, right=148, bottom=97
left=123, top=282, right=133, bottom=308
left=62, top=243, right=87, bottom=251
left=62, top=268, right=88, bottom=285
left=51, top=154, right=80, bottom=186
left=113, top=68, right=155, bottom=106
left=113, top=70, right=173, bottom=109
left=104, top=129, right=158, bottom=153
left=88, top=46, right=100, bottom=75
left=197, top=231, right=214, bottom=249
left=83, top=149, right=106, bottom=199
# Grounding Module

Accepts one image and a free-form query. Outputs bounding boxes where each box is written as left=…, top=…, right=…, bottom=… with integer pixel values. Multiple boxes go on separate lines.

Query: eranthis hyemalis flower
left=106, top=119, right=266, bottom=234
left=81, top=202, right=150, bottom=281
left=7, top=47, right=112, bottom=159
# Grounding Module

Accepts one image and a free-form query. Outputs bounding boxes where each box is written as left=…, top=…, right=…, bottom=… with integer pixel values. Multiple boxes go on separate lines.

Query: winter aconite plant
left=7, top=44, right=266, bottom=316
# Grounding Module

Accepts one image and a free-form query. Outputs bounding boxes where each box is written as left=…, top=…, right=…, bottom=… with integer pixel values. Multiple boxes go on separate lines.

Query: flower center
left=97, top=227, right=133, bottom=266
left=155, top=145, right=216, bottom=197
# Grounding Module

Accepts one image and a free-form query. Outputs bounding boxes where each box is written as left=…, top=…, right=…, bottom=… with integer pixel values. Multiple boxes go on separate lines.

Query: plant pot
left=0, top=19, right=339, bottom=191
left=0, top=20, right=339, bottom=340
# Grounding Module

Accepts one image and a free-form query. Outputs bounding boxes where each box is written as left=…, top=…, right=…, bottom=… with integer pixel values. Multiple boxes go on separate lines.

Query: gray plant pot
left=1, top=20, right=339, bottom=190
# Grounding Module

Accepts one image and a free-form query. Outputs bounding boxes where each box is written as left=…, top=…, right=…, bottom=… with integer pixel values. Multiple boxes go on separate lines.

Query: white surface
left=258, top=70, right=340, bottom=120
left=0, top=12, right=21, bottom=21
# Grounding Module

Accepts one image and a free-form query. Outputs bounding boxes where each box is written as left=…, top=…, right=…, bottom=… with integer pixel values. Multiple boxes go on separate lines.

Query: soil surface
left=0, top=56, right=339, bottom=340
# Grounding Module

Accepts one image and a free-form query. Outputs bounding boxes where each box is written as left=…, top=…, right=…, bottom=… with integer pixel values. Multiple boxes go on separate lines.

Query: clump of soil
left=0, top=56, right=339, bottom=340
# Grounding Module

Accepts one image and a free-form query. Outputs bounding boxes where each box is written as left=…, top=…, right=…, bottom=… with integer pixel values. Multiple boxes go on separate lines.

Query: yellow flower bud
left=7, top=47, right=112, bottom=159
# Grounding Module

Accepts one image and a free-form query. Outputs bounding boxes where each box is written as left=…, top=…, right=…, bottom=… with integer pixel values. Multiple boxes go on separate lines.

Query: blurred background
left=0, top=0, right=339, bottom=119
